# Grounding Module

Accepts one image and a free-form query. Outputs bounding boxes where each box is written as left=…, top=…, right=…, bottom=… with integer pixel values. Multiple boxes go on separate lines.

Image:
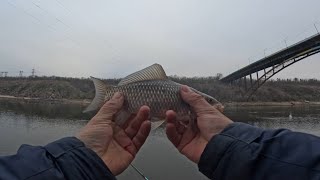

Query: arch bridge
left=221, top=33, right=320, bottom=99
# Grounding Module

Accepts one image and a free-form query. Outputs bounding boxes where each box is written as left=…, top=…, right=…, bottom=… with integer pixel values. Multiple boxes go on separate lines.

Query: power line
left=49, top=0, right=123, bottom=62
left=54, top=0, right=72, bottom=14
left=31, top=1, right=71, bottom=29
left=29, top=1, right=82, bottom=47
left=29, top=0, right=81, bottom=46
left=314, top=23, right=319, bottom=34
left=5, top=0, right=57, bottom=32
left=5, top=0, right=81, bottom=47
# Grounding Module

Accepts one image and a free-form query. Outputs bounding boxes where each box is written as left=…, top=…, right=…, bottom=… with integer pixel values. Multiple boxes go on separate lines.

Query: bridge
left=221, top=33, right=320, bottom=98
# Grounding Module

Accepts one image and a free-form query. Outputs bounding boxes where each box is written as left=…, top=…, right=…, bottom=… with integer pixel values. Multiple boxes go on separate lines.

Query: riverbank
left=1, top=94, right=318, bottom=107
left=225, top=101, right=318, bottom=106
left=0, top=95, right=91, bottom=105
left=2, top=76, right=320, bottom=103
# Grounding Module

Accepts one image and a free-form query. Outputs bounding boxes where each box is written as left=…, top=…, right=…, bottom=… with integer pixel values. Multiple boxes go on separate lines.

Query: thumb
left=180, top=85, right=214, bottom=114
left=93, top=92, right=124, bottom=122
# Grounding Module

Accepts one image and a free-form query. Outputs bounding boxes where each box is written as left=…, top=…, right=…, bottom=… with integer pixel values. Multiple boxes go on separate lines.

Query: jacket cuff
left=198, top=122, right=264, bottom=179
left=45, top=137, right=115, bottom=180
left=45, top=137, right=85, bottom=158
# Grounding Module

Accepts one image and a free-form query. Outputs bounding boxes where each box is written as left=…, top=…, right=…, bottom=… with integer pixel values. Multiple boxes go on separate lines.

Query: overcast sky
left=0, top=0, right=320, bottom=79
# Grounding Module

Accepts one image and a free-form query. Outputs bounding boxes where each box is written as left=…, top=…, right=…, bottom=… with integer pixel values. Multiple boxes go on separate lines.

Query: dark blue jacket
left=1, top=122, right=320, bottom=180
left=0, top=137, right=116, bottom=180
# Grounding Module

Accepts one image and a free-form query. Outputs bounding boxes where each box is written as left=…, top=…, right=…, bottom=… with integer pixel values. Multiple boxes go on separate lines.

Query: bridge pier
left=244, top=76, right=247, bottom=90
left=256, top=71, right=259, bottom=86
left=272, top=65, right=275, bottom=74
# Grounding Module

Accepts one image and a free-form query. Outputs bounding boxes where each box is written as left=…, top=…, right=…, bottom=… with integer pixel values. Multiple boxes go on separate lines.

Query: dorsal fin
left=118, top=63, right=167, bottom=86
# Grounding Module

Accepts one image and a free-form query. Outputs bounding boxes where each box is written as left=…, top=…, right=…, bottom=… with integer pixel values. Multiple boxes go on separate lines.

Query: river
left=1, top=99, right=320, bottom=179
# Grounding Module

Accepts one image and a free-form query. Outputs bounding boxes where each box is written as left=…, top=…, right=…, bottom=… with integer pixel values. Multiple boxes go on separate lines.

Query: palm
left=97, top=113, right=151, bottom=175
left=101, top=123, right=144, bottom=175
left=77, top=95, right=151, bottom=176
left=166, top=117, right=208, bottom=163
left=103, top=138, right=134, bottom=175
left=180, top=134, right=208, bottom=163
left=166, top=85, right=233, bottom=164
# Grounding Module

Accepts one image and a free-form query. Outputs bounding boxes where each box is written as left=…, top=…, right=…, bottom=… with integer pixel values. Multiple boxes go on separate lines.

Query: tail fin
left=83, top=77, right=107, bottom=113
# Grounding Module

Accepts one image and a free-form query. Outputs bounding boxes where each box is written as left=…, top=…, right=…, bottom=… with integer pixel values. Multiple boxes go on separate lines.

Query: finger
left=121, top=114, right=136, bottom=129
left=165, top=110, right=182, bottom=147
left=132, top=120, right=151, bottom=151
left=166, top=110, right=177, bottom=124
left=125, top=106, right=150, bottom=139
left=177, top=125, right=196, bottom=151
left=177, top=121, right=187, bottom=134
left=94, top=92, right=124, bottom=121
left=166, top=110, right=186, bottom=134
left=114, top=126, right=137, bottom=156
left=180, top=85, right=214, bottom=114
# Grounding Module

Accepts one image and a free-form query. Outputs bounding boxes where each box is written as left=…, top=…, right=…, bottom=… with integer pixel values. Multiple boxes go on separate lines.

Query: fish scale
left=112, top=80, right=189, bottom=119
left=84, top=64, right=222, bottom=128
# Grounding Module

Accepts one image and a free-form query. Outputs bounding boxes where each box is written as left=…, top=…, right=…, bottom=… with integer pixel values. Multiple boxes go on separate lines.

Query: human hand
left=76, top=92, right=151, bottom=175
left=166, top=85, right=233, bottom=163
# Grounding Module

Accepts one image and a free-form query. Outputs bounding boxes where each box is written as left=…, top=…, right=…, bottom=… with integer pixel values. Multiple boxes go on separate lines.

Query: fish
left=84, top=63, right=223, bottom=129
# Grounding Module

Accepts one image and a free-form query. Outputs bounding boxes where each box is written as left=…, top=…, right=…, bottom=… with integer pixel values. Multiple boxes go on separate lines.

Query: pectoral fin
left=150, top=119, right=165, bottom=131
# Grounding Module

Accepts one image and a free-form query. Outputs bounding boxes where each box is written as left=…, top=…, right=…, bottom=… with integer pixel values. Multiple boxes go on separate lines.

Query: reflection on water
left=0, top=100, right=208, bottom=179
left=0, top=100, right=93, bottom=120
left=1, top=99, right=320, bottom=179
left=0, top=100, right=90, bottom=155
left=224, top=105, right=320, bottom=136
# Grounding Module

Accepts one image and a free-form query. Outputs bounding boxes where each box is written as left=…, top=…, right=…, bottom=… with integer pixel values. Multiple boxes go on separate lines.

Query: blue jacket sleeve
left=198, top=122, right=320, bottom=180
left=0, top=137, right=116, bottom=180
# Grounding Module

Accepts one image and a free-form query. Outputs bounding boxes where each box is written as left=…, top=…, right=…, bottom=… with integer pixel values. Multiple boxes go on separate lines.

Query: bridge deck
left=221, top=33, right=320, bottom=82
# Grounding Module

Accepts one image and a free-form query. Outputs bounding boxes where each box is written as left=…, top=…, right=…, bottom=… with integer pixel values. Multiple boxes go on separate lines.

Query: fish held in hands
left=84, top=63, right=223, bottom=129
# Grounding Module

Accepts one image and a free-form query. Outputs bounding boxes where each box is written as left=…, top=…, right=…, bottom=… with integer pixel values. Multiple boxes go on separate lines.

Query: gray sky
left=1, top=0, right=320, bottom=79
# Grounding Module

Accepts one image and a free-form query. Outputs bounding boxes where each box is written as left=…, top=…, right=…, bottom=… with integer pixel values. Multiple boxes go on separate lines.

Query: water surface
left=1, top=100, right=320, bottom=179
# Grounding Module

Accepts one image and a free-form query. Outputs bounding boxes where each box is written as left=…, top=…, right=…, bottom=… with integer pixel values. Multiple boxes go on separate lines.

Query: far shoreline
left=225, top=101, right=317, bottom=106
left=0, top=95, right=91, bottom=105
left=1, top=94, right=318, bottom=107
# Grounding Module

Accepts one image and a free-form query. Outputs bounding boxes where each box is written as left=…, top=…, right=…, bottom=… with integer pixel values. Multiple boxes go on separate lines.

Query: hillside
left=0, top=77, right=94, bottom=100
left=1, top=76, right=320, bottom=102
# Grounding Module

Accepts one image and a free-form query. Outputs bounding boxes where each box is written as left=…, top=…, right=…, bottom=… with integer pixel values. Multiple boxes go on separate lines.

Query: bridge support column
left=244, top=76, right=247, bottom=90
left=272, top=65, right=275, bottom=74
left=256, top=71, right=259, bottom=86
